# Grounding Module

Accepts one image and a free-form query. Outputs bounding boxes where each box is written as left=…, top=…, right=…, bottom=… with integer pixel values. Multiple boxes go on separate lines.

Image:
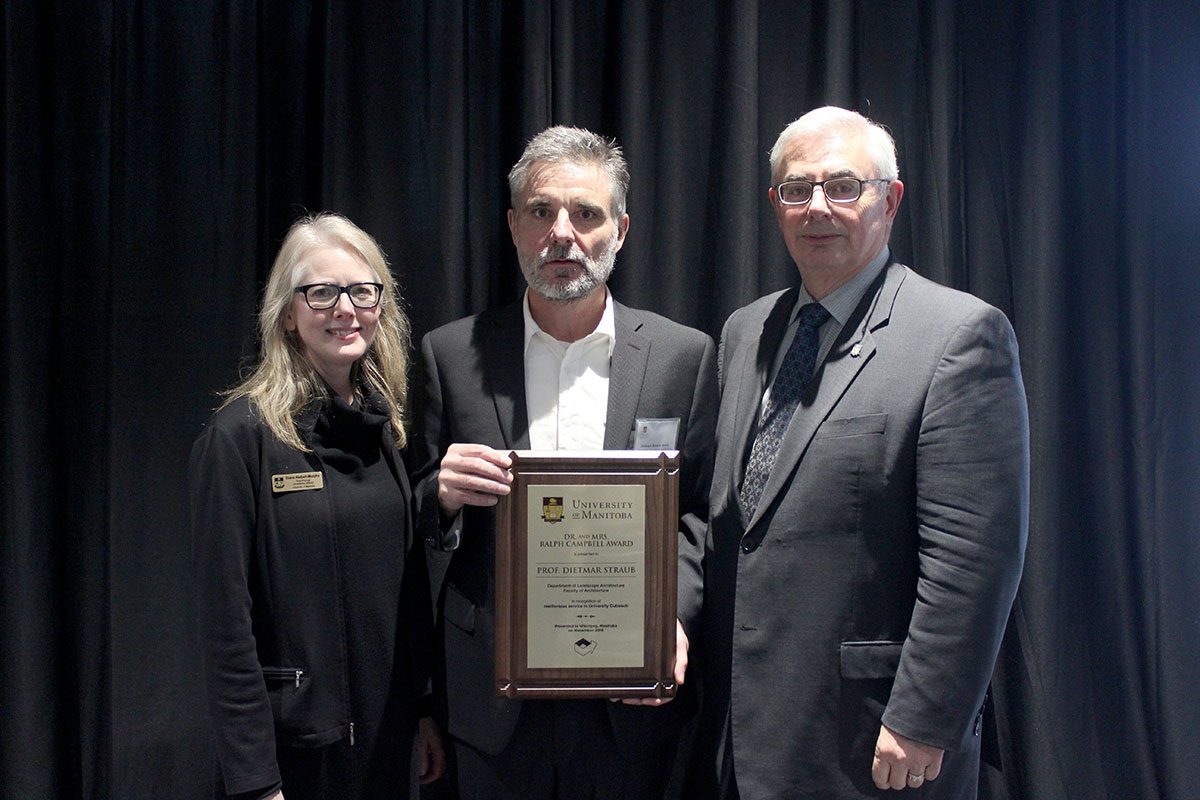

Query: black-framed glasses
left=775, top=177, right=890, bottom=206
left=295, top=282, right=384, bottom=310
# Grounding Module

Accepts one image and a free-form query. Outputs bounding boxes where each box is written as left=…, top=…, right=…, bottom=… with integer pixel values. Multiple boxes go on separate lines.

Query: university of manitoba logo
left=541, top=496, right=564, bottom=524
left=272, top=475, right=286, bottom=491
left=574, top=637, right=597, bottom=656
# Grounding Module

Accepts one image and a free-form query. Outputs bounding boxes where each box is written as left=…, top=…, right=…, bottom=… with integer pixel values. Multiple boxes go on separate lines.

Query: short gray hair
left=769, top=106, right=899, bottom=182
left=507, top=126, right=631, bottom=218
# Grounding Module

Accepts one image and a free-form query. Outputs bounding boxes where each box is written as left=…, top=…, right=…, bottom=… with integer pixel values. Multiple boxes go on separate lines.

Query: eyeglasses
left=294, top=282, right=384, bottom=310
left=775, top=177, right=891, bottom=206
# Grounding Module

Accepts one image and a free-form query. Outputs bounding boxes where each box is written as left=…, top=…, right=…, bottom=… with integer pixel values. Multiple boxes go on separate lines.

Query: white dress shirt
left=523, top=289, right=615, bottom=450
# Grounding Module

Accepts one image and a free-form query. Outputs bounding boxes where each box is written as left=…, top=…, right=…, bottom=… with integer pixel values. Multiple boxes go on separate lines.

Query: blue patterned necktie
left=739, top=302, right=831, bottom=518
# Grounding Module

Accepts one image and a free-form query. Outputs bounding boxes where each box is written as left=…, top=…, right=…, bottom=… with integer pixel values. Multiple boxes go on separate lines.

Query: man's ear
left=613, top=213, right=630, bottom=252
left=884, top=179, right=905, bottom=220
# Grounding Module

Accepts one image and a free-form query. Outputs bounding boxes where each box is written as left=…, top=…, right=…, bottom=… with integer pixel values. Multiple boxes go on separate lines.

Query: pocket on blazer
left=839, top=640, right=903, bottom=679
left=814, top=413, right=887, bottom=439
left=443, top=583, right=476, bottom=634
left=780, top=415, right=888, bottom=534
left=838, top=640, right=904, bottom=793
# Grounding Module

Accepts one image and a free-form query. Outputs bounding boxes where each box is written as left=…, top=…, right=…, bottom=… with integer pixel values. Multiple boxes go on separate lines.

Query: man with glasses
left=694, top=106, right=1028, bottom=799
left=411, top=126, right=716, bottom=799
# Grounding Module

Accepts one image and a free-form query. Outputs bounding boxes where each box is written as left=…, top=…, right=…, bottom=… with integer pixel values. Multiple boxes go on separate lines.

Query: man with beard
left=411, top=126, right=717, bottom=799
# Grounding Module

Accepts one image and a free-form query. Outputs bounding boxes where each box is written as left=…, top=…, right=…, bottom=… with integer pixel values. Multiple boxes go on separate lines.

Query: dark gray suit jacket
left=412, top=297, right=717, bottom=757
left=697, top=262, right=1028, bottom=800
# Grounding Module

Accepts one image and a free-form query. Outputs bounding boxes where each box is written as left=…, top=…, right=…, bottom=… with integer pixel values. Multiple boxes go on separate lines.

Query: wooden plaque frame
left=494, top=450, right=679, bottom=699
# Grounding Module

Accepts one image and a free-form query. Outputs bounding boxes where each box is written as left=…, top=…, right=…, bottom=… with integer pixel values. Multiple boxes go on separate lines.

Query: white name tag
left=271, top=471, right=324, bottom=493
left=633, top=418, right=680, bottom=450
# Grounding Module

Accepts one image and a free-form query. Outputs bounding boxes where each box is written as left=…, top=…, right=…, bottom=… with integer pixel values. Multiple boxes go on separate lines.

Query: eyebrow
left=523, top=197, right=607, bottom=216
left=782, top=168, right=860, bottom=182
left=574, top=200, right=605, bottom=215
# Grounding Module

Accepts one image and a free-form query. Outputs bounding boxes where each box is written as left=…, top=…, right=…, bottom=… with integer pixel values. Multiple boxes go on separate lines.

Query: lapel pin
left=850, top=342, right=863, bottom=358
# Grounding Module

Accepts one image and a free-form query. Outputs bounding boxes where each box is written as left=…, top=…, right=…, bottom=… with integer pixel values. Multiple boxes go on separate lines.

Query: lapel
left=728, top=288, right=798, bottom=493
left=745, top=263, right=908, bottom=532
left=481, top=302, right=532, bottom=450
left=604, top=300, right=650, bottom=450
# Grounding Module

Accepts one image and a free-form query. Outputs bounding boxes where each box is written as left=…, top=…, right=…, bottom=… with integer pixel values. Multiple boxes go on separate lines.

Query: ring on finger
left=907, top=770, right=926, bottom=785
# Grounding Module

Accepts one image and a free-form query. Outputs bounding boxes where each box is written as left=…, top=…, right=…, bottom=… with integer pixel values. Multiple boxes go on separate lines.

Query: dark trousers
left=452, top=699, right=677, bottom=800
left=716, top=715, right=982, bottom=800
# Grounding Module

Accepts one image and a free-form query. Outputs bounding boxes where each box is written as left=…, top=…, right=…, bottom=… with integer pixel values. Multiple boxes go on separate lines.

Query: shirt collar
left=794, top=246, right=891, bottom=325
left=522, top=287, right=616, bottom=357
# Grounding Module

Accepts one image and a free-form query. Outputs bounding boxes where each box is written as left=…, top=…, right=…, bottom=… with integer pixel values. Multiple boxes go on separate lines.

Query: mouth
left=541, top=258, right=583, bottom=275
left=326, top=327, right=361, bottom=340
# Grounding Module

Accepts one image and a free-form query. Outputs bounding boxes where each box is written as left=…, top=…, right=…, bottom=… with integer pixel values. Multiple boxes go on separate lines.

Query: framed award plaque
left=494, top=450, right=679, bottom=699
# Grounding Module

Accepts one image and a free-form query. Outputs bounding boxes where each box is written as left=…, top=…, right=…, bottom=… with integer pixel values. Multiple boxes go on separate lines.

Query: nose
left=332, top=290, right=356, bottom=315
left=806, top=184, right=833, bottom=216
left=549, top=208, right=574, bottom=244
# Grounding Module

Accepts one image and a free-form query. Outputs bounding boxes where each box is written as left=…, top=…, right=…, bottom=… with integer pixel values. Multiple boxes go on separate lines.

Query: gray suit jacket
left=412, top=297, right=717, bottom=756
left=697, top=262, right=1028, bottom=800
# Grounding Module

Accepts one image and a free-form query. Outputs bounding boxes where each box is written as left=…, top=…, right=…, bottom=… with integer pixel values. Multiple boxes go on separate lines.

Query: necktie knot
left=797, top=301, right=831, bottom=335
left=769, top=303, right=829, bottom=401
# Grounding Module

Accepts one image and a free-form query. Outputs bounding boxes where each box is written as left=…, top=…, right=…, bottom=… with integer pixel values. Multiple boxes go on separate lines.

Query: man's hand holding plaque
left=437, top=443, right=512, bottom=514
left=619, top=619, right=688, bottom=706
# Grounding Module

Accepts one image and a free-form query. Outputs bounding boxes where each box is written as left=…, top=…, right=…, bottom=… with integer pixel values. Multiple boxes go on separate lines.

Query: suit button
left=740, top=536, right=756, bottom=553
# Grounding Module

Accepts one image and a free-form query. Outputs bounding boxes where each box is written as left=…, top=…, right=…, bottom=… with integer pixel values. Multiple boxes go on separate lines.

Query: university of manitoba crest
left=272, top=475, right=286, bottom=491
left=541, top=496, right=564, bottom=524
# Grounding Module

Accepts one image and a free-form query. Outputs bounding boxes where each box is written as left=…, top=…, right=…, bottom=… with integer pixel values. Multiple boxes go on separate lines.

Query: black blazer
left=411, top=297, right=717, bottom=756
left=190, top=395, right=430, bottom=795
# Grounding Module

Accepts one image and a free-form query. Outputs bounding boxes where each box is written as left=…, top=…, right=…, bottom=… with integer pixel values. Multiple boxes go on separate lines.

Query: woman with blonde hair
left=190, top=213, right=443, bottom=800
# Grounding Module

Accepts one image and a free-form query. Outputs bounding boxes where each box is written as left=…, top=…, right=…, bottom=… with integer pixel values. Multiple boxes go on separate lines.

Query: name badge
left=633, top=418, right=680, bottom=450
left=271, top=471, right=324, bottom=493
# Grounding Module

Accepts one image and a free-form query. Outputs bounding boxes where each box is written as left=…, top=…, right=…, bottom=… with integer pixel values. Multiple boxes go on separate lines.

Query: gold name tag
left=271, top=471, right=324, bottom=493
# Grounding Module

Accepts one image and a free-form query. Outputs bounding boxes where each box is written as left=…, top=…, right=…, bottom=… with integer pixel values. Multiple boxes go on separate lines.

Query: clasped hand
left=871, top=723, right=944, bottom=790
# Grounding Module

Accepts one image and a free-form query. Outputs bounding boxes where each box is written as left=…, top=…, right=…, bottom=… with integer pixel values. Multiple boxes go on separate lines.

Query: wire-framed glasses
left=775, top=177, right=890, bottom=205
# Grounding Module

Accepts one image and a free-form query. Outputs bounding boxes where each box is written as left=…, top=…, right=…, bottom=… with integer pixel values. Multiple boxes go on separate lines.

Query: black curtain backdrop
left=2, top=2, right=1197, bottom=798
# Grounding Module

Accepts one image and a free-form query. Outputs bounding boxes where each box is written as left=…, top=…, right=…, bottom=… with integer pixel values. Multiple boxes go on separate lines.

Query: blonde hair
left=224, top=213, right=411, bottom=451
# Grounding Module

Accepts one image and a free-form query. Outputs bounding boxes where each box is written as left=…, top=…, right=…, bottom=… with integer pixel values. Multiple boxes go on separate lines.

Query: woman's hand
left=417, top=716, right=446, bottom=784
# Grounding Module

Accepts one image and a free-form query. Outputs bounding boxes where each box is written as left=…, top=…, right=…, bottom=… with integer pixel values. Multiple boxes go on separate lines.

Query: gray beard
left=520, top=238, right=617, bottom=302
